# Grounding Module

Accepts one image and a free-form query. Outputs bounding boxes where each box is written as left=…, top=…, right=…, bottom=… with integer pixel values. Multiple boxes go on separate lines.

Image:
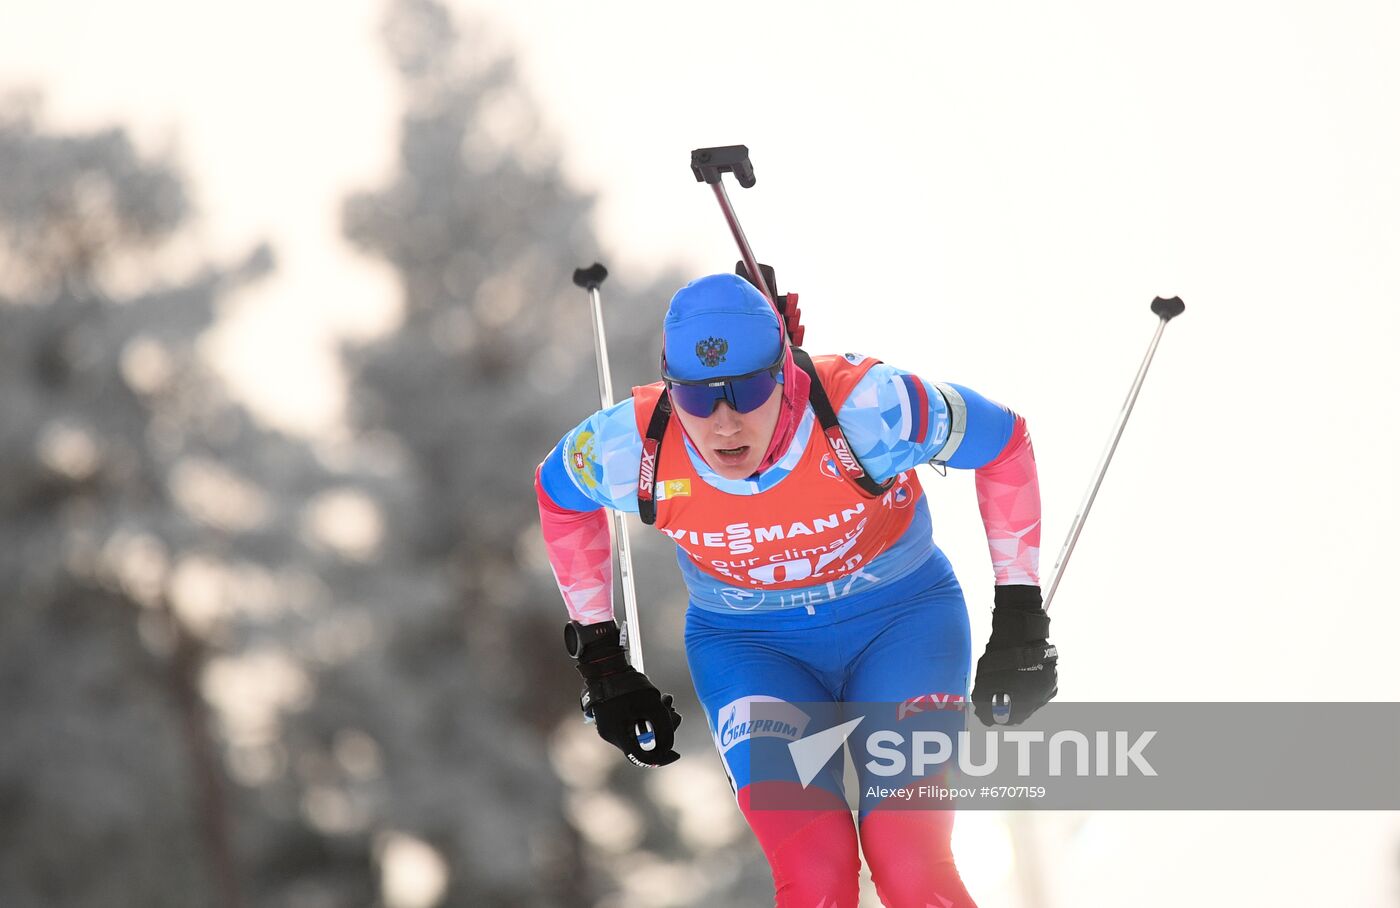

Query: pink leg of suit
left=737, top=782, right=977, bottom=908
left=860, top=805, right=976, bottom=908
left=738, top=782, right=862, bottom=908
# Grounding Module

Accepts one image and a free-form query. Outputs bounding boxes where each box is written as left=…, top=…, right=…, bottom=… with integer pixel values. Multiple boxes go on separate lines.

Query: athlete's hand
left=971, top=585, right=1058, bottom=726
left=566, top=620, right=682, bottom=767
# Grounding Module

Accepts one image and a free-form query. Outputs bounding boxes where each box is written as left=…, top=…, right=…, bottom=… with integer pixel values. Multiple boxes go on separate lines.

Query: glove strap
left=989, top=608, right=1050, bottom=647
left=583, top=668, right=654, bottom=702
left=566, top=620, right=632, bottom=680
left=979, top=642, right=1059, bottom=672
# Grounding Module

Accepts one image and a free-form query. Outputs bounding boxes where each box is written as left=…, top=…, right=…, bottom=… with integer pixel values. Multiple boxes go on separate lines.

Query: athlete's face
left=672, top=382, right=783, bottom=480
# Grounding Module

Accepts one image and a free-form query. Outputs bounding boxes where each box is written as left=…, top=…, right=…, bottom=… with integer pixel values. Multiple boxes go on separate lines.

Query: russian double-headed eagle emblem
left=695, top=336, right=728, bottom=368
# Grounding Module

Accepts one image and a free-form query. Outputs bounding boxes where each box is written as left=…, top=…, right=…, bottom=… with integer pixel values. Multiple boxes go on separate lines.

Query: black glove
left=565, top=620, right=682, bottom=768
left=971, top=585, right=1058, bottom=726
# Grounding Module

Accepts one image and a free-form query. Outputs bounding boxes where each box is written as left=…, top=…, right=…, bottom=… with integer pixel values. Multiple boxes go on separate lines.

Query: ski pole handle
left=573, top=262, right=608, bottom=291
left=690, top=145, right=756, bottom=188
left=1150, top=295, right=1186, bottom=322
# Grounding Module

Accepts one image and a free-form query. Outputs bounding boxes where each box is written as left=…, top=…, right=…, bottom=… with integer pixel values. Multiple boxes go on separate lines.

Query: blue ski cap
left=662, top=273, right=782, bottom=381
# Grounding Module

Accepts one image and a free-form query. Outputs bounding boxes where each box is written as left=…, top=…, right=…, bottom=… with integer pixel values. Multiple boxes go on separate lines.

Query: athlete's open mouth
left=713, top=445, right=749, bottom=465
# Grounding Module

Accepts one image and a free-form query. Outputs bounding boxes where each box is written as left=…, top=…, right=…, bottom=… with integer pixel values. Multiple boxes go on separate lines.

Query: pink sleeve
left=974, top=414, right=1042, bottom=586
left=535, top=465, right=615, bottom=624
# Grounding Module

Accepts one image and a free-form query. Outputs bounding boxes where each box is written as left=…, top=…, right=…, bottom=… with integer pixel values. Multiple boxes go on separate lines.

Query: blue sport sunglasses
left=662, top=339, right=787, bottom=417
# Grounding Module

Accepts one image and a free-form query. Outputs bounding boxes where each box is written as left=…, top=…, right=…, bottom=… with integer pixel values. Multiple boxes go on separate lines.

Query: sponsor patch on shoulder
left=843, top=352, right=867, bottom=365
left=569, top=429, right=602, bottom=490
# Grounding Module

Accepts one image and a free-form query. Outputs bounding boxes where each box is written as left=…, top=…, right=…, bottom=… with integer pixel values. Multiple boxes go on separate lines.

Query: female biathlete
left=535, top=273, right=1058, bottom=907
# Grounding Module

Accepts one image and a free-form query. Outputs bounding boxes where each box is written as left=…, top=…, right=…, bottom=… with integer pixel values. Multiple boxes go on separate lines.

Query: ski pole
left=992, top=295, right=1186, bottom=724
left=572, top=262, right=647, bottom=676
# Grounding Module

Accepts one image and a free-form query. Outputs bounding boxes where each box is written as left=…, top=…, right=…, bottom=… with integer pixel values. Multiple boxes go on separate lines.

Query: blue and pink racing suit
left=536, top=353, right=1042, bottom=908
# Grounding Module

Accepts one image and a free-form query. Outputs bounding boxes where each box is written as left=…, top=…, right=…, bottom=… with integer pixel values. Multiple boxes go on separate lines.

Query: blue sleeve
left=941, top=382, right=1015, bottom=469
left=537, top=399, right=644, bottom=513
left=837, top=364, right=1014, bottom=479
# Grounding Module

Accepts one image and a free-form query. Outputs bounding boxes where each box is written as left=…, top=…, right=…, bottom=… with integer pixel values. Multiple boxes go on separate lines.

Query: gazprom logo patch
left=713, top=695, right=809, bottom=756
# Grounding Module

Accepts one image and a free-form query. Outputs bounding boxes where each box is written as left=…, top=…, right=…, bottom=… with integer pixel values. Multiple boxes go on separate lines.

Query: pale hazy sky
left=4, top=2, right=1398, bottom=905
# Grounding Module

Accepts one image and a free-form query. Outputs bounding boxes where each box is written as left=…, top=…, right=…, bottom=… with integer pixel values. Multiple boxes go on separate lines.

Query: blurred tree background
left=0, top=0, right=773, bottom=905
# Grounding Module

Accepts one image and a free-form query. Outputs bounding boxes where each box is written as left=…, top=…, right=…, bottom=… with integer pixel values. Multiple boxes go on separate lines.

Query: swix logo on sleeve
left=638, top=443, right=658, bottom=496
left=825, top=431, right=866, bottom=478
